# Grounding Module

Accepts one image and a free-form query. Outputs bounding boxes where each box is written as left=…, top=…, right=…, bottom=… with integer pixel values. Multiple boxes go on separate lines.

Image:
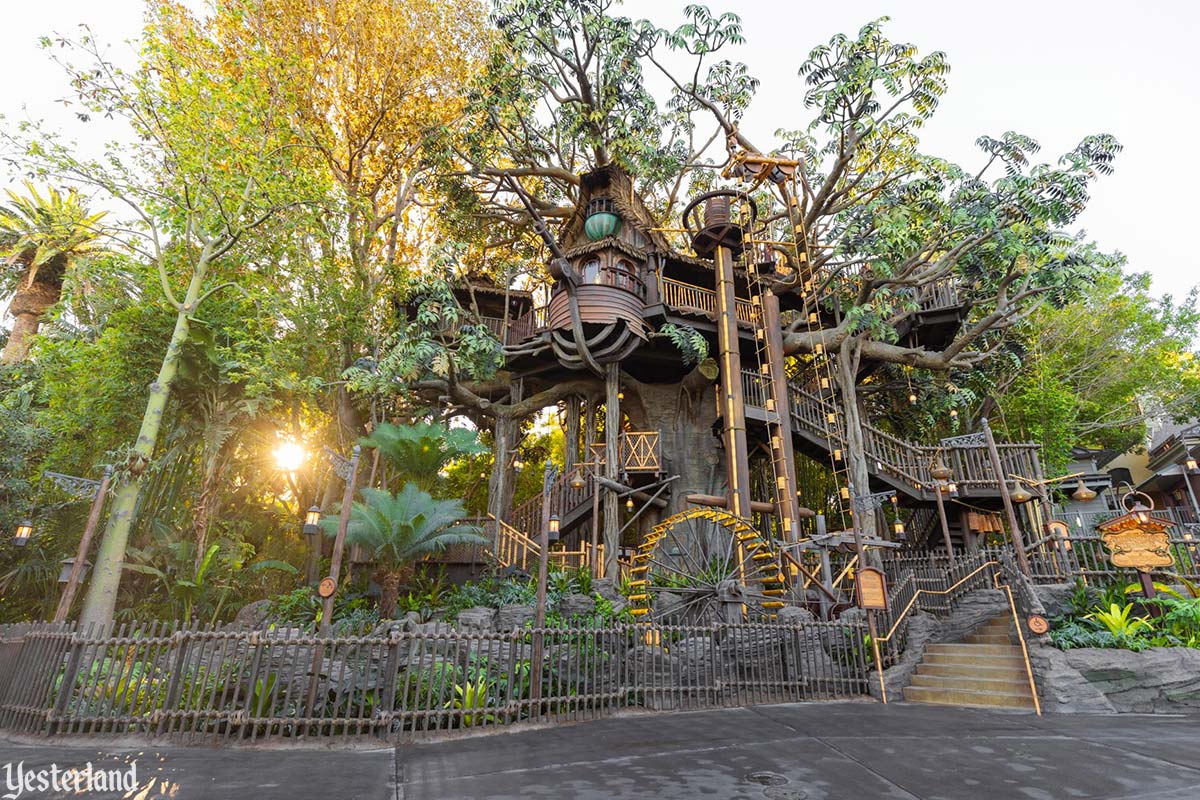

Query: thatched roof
left=559, top=165, right=675, bottom=254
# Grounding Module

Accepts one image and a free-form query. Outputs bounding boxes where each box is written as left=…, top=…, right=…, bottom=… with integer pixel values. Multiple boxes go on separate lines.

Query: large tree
left=0, top=183, right=106, bottom=364
left=419, top=9, right=1121, bottom=538
left=4, top=2, right=314, bottom=626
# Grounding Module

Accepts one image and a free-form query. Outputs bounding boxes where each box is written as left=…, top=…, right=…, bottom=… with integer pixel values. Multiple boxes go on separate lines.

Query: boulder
left=557, top=593, right=596, bottom=619
left=1045, top=646, right=1200, bottom=713
left=456, top=606, right=497, bottom=632
left=593, top=577, right=622, bottom=603
left=231, top=599, right=273, bottom=629
left=496, top=604, right=536, bottom=631
left=776, top=606, right=816, bottom=624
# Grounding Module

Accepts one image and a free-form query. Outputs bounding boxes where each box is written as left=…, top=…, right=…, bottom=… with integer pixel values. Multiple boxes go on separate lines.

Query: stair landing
left=902, top=614, right=1036, bottom=710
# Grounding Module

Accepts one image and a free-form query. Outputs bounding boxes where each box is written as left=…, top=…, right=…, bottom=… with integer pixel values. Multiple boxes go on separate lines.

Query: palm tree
left=330, top=484, right=485, bottom=618
left=1, top=182, right=106, bottom=364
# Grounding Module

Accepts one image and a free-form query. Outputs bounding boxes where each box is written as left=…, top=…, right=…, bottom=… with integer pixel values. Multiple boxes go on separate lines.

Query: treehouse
left=435, top=162, right=1045, bottom=620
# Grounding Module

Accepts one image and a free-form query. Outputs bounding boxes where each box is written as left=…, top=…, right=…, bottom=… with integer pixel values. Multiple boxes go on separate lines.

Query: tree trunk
left=0, top=312, right=42, bottom=364
left=836, top=338, right=876, bottom=539
left=79, top=267, right=206, bottom=629
left=377, top=569, right=403, bottom=620
left=2, top=269, right=62, bottom=364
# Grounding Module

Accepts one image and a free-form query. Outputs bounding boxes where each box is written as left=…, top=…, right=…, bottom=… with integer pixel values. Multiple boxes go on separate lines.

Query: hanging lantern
left=1009, top=483, right=1033, bottom=505
left=13, top=520, right=32, bottom=547
left=894, top=520, right=905, bottom=536
left=946, top=482, right=959, bottom=496
left=513, top=458, right=524, bottom=472
left=1070, top=479, right=1097, bottom=503
left=626, top=497, right=635, bottom=512
left=303, top=506, right=322, bottom=538
left=908, top=393, right=917, bottom=404
left=548, top=515, right=561, bottom=543
left=949, top=409, right=959, bottom=419
left=569, top=472, right=586, bottom=490
left=1186, top=456, right=1198, bottom=472
left=583, top=197, right=622, bottom=241
left=930, top=457, right=952, bottom=482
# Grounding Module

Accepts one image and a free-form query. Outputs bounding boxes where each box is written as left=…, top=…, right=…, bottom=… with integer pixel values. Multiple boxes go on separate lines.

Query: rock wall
left=1032, top=644, right=1200, bottom=713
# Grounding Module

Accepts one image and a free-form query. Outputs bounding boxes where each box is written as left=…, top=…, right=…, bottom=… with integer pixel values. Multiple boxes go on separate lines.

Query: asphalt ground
left=3, top=702, right=1198, bottom=799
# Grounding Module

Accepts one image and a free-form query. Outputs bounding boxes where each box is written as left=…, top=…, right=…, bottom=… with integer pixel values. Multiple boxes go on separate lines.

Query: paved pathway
left=4, top=703, right=1199, bottom=799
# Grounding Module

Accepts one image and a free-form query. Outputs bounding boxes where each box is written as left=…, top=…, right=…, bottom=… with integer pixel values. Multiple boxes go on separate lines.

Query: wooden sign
left=1098, top=515, right=1173, bottom=573
left=317, top=576, right=337, bottom=598
left=855, top=567, right=888, bottom=610
left=1027, top=614, right=1049, bottom=635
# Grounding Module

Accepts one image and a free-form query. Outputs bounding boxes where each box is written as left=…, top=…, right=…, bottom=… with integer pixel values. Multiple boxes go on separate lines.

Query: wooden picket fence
left=0, top=616, right=872, bottom=743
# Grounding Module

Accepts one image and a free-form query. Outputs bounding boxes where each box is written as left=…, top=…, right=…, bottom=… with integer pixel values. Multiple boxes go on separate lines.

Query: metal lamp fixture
left=569, top=471, right=586, bottom=490
left=548, top=514, right=560, bottom=543
left=303, top=505, right=322, bottom=538
left=1070, top=479, right=1097, bottom=503
left=1009, top=483, right=1033, bottom=505
left=1186, top=456, right=1199, bottom=472
left=930, top=456, right=952, bottom=482
left=625, top=496, right=635, bottom=512
left=13, top=520, right=32, bottom=547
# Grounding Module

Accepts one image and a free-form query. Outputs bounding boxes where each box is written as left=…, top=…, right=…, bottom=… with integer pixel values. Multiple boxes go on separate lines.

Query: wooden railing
left=919, top=278, right=961, bottom=313
left=590, top=431, right=662, bottom=473
left=507, top=306, right=548, bottom=344
left=739, top=370, right=1041, bottom=497
left=658, top=276, right=758, bottom=326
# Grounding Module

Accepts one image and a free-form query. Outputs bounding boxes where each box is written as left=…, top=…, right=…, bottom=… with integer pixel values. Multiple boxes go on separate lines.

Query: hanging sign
left=855, top=567, right=888, bottom=610
left=1098, top=516, right=1174, bottom=574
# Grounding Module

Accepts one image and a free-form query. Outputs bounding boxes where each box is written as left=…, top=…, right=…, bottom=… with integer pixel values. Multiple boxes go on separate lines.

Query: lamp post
left=981, top=418, right=1031, bottom=575
left=319, top=446, right=362, bottom=634
left=929, top=454, right=957, bottom=564
left=303, top=504, right=322, bottom=585
left=1182, top=456, right=1200, bottom=521
left=53, top=466, right=114, bottom=624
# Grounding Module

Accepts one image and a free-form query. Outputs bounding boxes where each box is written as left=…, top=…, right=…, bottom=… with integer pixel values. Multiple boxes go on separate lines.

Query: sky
left=1, top=0, right=1197, bottom=302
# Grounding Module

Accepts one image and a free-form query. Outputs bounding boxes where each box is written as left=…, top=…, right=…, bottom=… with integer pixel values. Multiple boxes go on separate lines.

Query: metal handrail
left=868, top=558, right=1041, bottom=715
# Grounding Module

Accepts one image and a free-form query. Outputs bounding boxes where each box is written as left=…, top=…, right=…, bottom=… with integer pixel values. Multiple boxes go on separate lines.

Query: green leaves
left=360, top=421, right=487, bottom=494
left=327, top=484, right=486, bottom=571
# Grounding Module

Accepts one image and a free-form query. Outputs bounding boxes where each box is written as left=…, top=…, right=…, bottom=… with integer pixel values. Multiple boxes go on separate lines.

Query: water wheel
left=626, top=508, right=789, bottom=623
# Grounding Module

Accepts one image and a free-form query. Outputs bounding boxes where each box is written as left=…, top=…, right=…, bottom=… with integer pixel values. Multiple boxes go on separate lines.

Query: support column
left=603, top=364, right=621, bottom=578
left=762, top=291, right=801, bottom=541
left=564, top=395, right=580, bottom=474
left=714, top=243, right=752, bottom=519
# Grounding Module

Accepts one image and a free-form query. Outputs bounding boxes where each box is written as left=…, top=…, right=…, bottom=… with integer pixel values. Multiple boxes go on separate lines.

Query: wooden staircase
left=903, top=614, right=1037, bottom=710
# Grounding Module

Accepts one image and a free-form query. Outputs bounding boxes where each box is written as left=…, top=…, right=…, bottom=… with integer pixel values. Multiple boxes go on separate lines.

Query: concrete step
left=925, top=642, right=1021, bottom=657
left=922, top=652, right=1026, bottom=669
left=912, top=662, right=1027, bottom=681
left=903, top=685, right=1036, bottom=709
left=965, top=633, right=1013, bottom=645
left=910, top=673, right=1032, bottom=694
left=916, top=662, right=1027, bottom=680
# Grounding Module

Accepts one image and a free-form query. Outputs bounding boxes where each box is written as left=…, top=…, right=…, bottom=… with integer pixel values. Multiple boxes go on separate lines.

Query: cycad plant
left=330, top=484, right=485, bottom=617
left=0, top=182, right=106, bottom=363
left=360, top=422, right=486, bottom=493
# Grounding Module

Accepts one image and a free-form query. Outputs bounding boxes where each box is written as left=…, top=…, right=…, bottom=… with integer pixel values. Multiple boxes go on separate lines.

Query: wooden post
left=714, top=243, right=752, bottom=518
left=761, top=291, right=801, bottom=541
left=320, top=446, right=361, bottom=634
left=532, top=462, right=553, bottom=707
left=816, top=514, right=834, bottom=619
left=933, top=483, right=956, bottom=566
left=53, top=467, right=112, bottom=624
left=564, top=395, right=580, bottom=474
left=603, top=363, right=621, bottom=578
left=982, top=418, right=1031, bottom=575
